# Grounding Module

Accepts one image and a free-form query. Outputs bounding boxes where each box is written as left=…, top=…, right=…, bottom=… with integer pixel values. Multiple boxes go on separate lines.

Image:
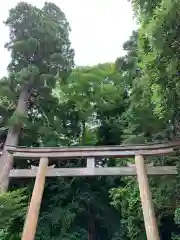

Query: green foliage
left=7, top=112, right=26, bottom=128
left=0, top=189, right=27, bottom=233
left=175, top=208, right=180, bottom=225
left=56, top=63, right=126, bottom=146
left=172, top=236, right=180, bottom=240
left=110, top=178, right=144, bottom=239
left=2, top=0, right=180, bottom=239
left=5, top=2, right=74, bottom=79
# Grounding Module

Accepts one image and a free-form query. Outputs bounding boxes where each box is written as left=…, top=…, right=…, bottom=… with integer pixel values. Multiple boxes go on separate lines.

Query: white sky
left=0, top=0, right=137, bottom=78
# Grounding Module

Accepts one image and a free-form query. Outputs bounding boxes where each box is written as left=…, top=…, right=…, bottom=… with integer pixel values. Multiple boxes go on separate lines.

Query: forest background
left=1, top=0, right=180, bottom=239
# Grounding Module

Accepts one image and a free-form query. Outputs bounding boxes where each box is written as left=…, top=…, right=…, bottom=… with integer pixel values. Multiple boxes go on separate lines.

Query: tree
left=110, top=1, right=180, bottom=239
left=59, top=63, right=127, bottom=146
left=0, top=2, right=74, bottom=192
left=2, top=0, right=180, bottom=239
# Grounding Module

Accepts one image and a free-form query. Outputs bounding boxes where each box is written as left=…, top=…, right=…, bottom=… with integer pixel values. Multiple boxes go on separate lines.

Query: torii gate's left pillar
left=21, top=157, right=48, bottom=240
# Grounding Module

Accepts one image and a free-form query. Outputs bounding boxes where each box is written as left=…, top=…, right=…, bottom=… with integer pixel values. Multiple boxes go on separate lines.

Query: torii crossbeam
left=3, top=141, right=180, bottom=240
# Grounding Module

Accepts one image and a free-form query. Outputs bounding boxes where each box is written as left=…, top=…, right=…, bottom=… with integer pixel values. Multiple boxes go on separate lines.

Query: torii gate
left=4, top=141, right=180, bottom=240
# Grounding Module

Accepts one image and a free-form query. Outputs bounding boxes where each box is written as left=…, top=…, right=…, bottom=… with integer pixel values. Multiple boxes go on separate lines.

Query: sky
left=0, top=0, right=137, bottom=78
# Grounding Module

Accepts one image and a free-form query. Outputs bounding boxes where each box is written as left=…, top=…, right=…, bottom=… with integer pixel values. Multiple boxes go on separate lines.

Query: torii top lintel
left=5, top=141, right=180, bottom=159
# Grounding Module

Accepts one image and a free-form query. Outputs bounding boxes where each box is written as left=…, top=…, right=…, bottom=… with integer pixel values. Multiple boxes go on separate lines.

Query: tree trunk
left=82, top=120, right=86, bottom=145
left=0, top=83, right=32, bottom=192
left=88, top=215, right=96, bottom=240
left=88, top=205, right=96, bottom=240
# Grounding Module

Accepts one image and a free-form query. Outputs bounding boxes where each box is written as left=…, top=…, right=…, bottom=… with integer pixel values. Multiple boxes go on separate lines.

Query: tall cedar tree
left=0, top=2, right=74, bottom=191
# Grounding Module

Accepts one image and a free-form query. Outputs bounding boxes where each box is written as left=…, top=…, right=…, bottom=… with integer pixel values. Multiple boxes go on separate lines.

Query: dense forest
left=0, top=0, right=180, bottom=239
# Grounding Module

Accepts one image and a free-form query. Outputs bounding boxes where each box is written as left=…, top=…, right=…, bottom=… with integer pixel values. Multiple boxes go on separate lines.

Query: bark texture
left=0, top=83, right=32, bottom=192
left=88, top=206, right=96, bottom=240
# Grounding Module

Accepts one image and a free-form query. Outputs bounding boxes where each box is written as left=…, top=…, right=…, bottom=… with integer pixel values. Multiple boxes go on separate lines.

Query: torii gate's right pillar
left=135, top=155, right=160, bottom=240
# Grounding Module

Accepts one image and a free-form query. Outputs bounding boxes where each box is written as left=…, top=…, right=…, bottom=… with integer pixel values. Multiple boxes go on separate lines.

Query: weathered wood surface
left=5, top=141, right=180, bottom=159
left=87, top=157, right=95, bottom=168
left=10, top=148, right=174, bottom=159
left=6, top=140, right=180, bottom=153
left=135, top=155, right=160, bottom=240
left=9, top=166, right=177, bottom=178
left=0, top=152, right=13, bottom=192
left=21, top=157, right=48, bottom=240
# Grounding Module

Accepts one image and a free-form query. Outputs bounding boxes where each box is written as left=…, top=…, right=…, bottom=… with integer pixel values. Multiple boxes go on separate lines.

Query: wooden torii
left=4, top=141, right=180, bottom=240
